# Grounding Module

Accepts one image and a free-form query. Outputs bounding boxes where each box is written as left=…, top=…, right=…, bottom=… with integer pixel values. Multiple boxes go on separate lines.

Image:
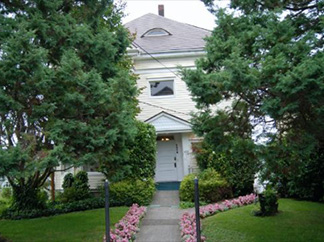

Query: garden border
left=180, top=193, right=257, bottom=241
left=103, top=204, right=147, bottom=242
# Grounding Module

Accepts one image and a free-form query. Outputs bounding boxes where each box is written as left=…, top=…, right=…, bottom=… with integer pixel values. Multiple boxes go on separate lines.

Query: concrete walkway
left=135, top=191, right=182, bottom=242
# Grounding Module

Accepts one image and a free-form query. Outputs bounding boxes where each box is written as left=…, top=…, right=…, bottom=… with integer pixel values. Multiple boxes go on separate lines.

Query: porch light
left=157, top=135, right=174, bottom=142
left=161, top=137, right=170, bottom=141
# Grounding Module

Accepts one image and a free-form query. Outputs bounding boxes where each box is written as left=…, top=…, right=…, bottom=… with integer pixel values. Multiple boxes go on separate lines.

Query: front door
left=155, top=140, right=178, bottom=182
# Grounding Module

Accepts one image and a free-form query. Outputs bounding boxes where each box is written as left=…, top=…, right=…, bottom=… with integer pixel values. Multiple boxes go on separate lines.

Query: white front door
left=155, top=140, right=178, bottom=182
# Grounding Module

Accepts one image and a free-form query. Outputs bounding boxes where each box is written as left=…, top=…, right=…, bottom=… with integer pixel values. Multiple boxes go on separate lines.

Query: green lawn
left=202, top=199, right=324, bottom=242
left=0, top=207, right=128, bottom=242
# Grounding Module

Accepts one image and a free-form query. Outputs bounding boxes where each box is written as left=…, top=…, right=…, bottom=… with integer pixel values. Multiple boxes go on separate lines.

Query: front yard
left=202, top=198, right=324, bottom=242
left=0, top=207, right=128, bottom=242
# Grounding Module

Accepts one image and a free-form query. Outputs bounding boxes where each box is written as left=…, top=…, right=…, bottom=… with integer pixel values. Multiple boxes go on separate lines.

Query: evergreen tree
left=183, top=0, right=323, bottom=199
left=0, top=0, right=138, bottom=210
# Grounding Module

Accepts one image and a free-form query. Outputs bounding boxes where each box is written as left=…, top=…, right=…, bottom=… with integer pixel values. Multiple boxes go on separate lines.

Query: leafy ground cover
left=0, top=191, right=10, bottom=216
left=0, top=207, right=128, bottom=242
left=202, top=199, right=324, bottom=242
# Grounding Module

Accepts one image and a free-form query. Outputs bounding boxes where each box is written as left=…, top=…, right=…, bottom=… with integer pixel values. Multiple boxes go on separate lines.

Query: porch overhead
left=145, top=111, right=191, bottom=134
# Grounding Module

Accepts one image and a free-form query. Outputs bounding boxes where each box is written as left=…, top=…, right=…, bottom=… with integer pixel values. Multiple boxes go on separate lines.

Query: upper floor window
left=150, top=80, right=174, bottom=97
left=142, top=28, right=171, bottom=37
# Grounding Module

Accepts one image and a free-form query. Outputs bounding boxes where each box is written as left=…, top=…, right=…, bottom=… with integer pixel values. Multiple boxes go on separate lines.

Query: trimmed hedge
left=256, top=186, right=279, bottom=216
left=60, top=171, right=91, bottom=203
left=109, top=178, right=155, bottom=206
left=194, top=141, right=258, bottom=197
left=1, top=197, right=106, bottom=220
left=180, top=168, right=232, bottom=203
left=1, top=178, right=156, bottom=220
left=128, top=121, right=157, bottom=179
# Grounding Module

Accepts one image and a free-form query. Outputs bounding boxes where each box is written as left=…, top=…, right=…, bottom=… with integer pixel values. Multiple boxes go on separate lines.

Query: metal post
left=194, top=177, right=201, bottom=242
left=105, top=179, right=110, bottom=242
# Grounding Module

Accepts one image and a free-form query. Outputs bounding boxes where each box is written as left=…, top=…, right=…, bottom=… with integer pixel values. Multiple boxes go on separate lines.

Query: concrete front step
left=135, top=191, right=182, bottom=242
left=135, top=224, right=181, bottom=242
left=141, top=219, right=179, bottom=226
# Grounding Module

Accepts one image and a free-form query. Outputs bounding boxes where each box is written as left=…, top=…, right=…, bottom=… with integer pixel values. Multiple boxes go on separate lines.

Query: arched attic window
left=141, top=28, right=171, bottom=37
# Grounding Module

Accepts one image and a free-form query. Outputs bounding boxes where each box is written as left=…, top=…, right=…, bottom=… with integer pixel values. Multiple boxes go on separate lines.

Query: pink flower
left=180, top=193, right=257, bottom=242
left=104, top=204, right=146, bottom=242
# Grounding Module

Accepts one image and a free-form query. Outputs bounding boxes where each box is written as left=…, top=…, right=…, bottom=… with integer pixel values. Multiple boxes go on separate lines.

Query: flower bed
left=180, top=213, right=206, bottom=242
left=103, top=204, right=146, bottom=242
left=180, top=193, right=257, bottom=242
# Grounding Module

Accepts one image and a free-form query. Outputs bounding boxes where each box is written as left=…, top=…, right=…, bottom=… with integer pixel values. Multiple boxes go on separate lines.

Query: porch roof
left=145, top=111, right=192, bottom=134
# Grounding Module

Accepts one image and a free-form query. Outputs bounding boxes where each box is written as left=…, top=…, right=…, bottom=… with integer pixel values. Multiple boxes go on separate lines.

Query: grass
left=202, top=198, right=324, bottom=242
left=0, top=207, right=128, bottom=242
left=180, top=201, right=208, bottom=209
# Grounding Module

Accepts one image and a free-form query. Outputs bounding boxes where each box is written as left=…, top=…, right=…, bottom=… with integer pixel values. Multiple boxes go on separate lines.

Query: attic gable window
left=142, top=28, right=171, bottom=37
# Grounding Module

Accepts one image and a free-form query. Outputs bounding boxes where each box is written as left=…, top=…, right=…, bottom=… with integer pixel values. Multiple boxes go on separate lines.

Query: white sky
left=122, top=0, right=230, bottom=30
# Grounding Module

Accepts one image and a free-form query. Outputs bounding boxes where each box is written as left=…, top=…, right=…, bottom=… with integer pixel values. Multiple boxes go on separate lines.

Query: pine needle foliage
left=184, top=0, right=324, bottom=200
left=0, top=0, right=138, bottom=210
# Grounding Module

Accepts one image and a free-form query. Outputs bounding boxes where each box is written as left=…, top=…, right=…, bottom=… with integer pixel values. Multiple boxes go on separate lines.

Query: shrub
left=194, top=140, right=259, bottom=197
left=128, top=121, right=157, bottom=179
left=62, top=173, right=74, bottom=190
left=108, top=178, right=155, bottom=206
left=1, top=197, right=106, bottom=220
left=55, top=197, right=105, bottom=213
left=102, top=121, right=157, bottom=182
left=60, top=187, right=78, bottom=203
left=1, top=177, right=154, bottom=220
left=60, top=171, right=91, bottom=203
left=180, top=173, right=196, bottom=202
left=1, top=188, right=12, bottom=200
left=0, top=200, right=9, bottom=216
left=256, top=186, right=279, bottom=216
left=74, top=171, right=91, bottom=200
left=11, top=186, right=46, bottom=211
left=262, top=133, right=324, bottom=201
left=180, top=169, right=232, bottom=203
left=37, top=190, right=49, bottom=205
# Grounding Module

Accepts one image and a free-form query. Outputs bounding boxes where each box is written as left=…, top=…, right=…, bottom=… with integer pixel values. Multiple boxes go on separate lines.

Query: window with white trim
left=150, top=80, right=174, bottom=97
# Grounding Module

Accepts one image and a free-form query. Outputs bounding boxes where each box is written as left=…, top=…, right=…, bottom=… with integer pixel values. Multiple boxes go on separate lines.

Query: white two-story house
left=124, top=11, right=210, bottom=183
left=55, top=9, right=219, bottom=189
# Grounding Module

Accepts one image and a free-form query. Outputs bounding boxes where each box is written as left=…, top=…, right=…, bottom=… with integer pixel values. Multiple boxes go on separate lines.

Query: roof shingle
left=125, top=13, right=211, bottom=54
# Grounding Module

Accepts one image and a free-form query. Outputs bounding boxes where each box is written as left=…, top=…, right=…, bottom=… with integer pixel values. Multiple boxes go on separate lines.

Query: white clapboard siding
left=134, top=54, right=199, bottom=122
left=134, top=53, right=233, bottom=122
left=54, top=168, right=104, bottom=191
left=87, top=172, right=105, bottom=190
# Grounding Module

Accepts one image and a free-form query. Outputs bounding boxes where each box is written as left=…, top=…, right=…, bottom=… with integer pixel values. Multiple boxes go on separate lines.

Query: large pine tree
left=0, top=0, right=138, bottom=210
left=183, top=0, right=323, bottom=199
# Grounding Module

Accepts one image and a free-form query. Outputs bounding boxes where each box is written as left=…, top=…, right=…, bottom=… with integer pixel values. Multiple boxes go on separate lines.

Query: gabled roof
left=145, top=111, right=191, bottom=134
left=125, top=13, right=211, bottom=54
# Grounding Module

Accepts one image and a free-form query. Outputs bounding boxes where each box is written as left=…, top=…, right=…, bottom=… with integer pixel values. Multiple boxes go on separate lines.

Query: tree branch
left=285, top=4, right=318, bottom=12
left=36, top=168, right=52, bottom=188
left=54, top=165, right=74, bottom=172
